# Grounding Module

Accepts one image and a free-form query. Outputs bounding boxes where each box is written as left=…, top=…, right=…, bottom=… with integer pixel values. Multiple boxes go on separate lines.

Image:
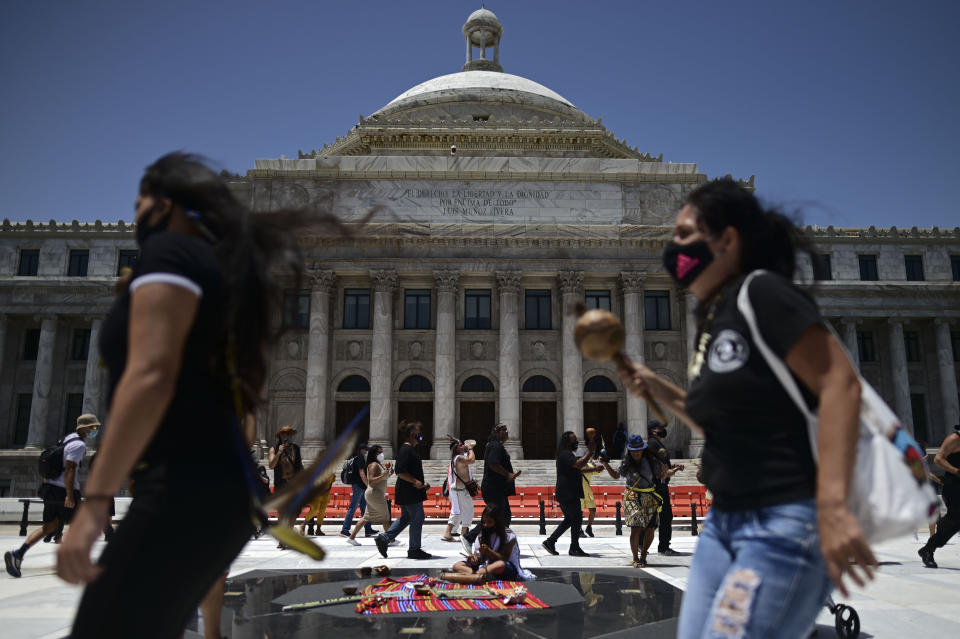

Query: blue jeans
left=678, top=499, right=831, bottom=639
left=341, top=484, right=376, bottom=535
left=380, top=502, right=425, bottom=551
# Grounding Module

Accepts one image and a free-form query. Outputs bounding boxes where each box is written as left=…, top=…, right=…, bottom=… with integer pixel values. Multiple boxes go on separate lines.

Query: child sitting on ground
left=441, top=504, right=535, bottom=584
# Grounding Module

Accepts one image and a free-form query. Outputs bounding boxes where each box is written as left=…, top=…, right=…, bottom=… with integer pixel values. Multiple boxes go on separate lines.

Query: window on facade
left=858, top=255, right=879, bottom=281
left=952, top=256, right=960, bottom=282
left=399, top=375, right=433, bottom=392
left=0, top=479, right=10, bottom=498
left=952, top=331, right=960, bottom=363
left=67, top=249, right=89, bottom=277
left=584, top=376, right=617, bottom=392
left=22, top=329, right=41, bottom=361
left=464, top=289, right=491, bottom=329
left=404, top=289, right=431, bottom=329
left=524, top=290, right=551, bottom=330
left=282, top=290, right=310, bottom=329
left=910, top=393, right=929, bottom=444
left=644, top=291, right=671, bottom=330
left=585, top=290, right=611, bottom=312
left=857, top=331, right=876, bottom=362
left=14, top=394, right=32, bottom=446
left=522, top=375, right=556, bottom=392
left=337, top=375, right=370, bottom=392
left=17, top=249, right=39, bottom=276
left=461, top=375, right=495, bottom=392
left=64, top=393, right=84, bottom=436
left=117, top=249, right=139, bottom=275
left=813, top=254, right=832, bottom=281
left=71, top=329, right=91, bottom=361
left=904, top=330, right=921, bottom=362
left=343, top=289, right=371, bottom=329
left=904, top=255, right=924, bottom=281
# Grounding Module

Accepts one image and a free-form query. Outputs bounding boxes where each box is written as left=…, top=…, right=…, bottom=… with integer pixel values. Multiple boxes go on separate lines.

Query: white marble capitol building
left=1, top=8, right=958, bottom=493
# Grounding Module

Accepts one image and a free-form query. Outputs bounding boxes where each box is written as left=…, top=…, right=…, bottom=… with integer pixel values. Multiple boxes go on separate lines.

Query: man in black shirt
left=340, top=443, right=377, bottom=538
left=375, top=421, right=433, bottom=560
left=919, top=425, right=960, bottom=568
left=542, top=431, right=595, bottom=557
left=647, top=421, right=684, bottom=556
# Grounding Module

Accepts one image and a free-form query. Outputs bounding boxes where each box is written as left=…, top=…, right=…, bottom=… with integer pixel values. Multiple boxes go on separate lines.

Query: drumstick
left=572, top=304, right=668, bottom=423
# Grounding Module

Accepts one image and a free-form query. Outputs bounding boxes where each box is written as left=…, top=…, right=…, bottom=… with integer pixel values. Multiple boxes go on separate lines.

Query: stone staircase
left=418, top=458, right=703, bottom=488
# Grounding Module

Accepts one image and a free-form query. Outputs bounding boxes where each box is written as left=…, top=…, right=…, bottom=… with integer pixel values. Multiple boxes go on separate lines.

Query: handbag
left=451, top=456, right=480, bottom=497
left=737, top=271, right=939, bottom=544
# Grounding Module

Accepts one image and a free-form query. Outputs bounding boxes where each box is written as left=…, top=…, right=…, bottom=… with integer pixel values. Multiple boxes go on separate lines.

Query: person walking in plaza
left=542, top=431, right=595, bottom=557
left=646, top=420, right=684, bottom=556
left=340, top=443, right=377, bottom=539
left=269, top=425, right=304, bottom=548
left=442, top=438, right=477, bottom=542
left=55, top=152, right=345, bottom=638
left=611, top=422, right=628, bottom=461
left=374, top=420, right=433, bottom=560
left=5, top=415, right=98, bottom=578
left=580, top=428, right=605, bottom=538
left=463, top=423, right=521, bottom=551
left=299, top=472, right=335, bottom=536
left=617, top=178, right=874, bottom=638
left=603, top=434, right=662, bottom=567
left=918, top=424, right=960, bottom=568
left=346, top=444, right=393, bottom=544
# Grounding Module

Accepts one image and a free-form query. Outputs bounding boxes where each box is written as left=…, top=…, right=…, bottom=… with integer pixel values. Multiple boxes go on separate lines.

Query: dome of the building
left=378, top=70, right=576, bottom=112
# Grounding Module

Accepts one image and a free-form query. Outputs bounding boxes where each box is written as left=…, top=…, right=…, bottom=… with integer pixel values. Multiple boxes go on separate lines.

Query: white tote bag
left=737, top=271, right=939, bottom=544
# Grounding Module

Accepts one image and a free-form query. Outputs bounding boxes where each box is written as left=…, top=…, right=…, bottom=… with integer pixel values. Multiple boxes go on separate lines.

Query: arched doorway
left=521, top=374, right=558, bottom=459
left=397, top=374, right=434, bottom=455
left=583, top=374, right=620, bottom=455
left=335, top=374, right=371, bottom=445
left=458, top=374, right=496, bottom=458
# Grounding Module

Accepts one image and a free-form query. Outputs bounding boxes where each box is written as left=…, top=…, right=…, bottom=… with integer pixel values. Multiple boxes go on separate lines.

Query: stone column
left=303, top=270, right=335, bottom=460
left=935, top=319, right=960, bottom=438
left=0, top=314, right=7, bottom=382
left=620, top=273, right=647, bottom=436
left=26, top=315, right=57, bottom=449
left=496, top=271, right=523, bottom=460
left=559, top=271, right=584, bottom=437
left=887, top=319, right=914, bottom=433
left=370, top=270, right=397, bottom=458
left=841, top=318, right=860, bottom=370
left=431, top=270, right=459, bottom=460
left=82, top=318, right=103, bottom=418
left=682, top=292, right=705, bottom=457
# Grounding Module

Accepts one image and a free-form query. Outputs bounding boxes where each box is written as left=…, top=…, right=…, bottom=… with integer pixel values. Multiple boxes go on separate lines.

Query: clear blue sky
left=1, top=1, right=957, bottom=229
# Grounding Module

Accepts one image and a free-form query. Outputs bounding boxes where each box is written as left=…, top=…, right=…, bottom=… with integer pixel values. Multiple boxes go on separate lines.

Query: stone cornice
left=244, top=169, right=705, bottom=185
left=0, top=219, right=136, bottom=237
left=804, top=225, right=960, bottom=241
left=296, top=234, right=669, bottom=250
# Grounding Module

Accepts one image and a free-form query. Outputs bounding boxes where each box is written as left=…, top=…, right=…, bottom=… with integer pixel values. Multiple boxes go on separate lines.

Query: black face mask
left=662, top=240, right=714, bottom=287
left=135, top=206, right=171, bottom=246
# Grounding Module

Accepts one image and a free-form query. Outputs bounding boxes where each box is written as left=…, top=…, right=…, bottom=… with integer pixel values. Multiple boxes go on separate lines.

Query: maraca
left=572, top=304, right=668, bottom=422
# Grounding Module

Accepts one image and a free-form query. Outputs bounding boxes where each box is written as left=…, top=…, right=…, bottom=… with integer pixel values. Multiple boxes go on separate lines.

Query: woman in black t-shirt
left=56, top=152, right=343, bottom=639
left=617, top=179, right=875, bottom=639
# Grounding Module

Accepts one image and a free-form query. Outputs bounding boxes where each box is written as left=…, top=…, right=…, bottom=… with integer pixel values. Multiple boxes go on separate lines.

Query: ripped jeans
left=677, top=499, right=832, bottom=639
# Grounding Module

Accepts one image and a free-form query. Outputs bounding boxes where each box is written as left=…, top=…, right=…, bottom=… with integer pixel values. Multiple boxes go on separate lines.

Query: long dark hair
left=138, top=152, right=347, bottom=413
left=684, top=178, right=813, bottom=281
left=479, top=504, right=508, bottom=549
left=366, top=445, right=383, bottom=466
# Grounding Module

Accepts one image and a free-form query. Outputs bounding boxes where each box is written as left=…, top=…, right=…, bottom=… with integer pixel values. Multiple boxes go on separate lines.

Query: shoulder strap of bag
left=452, top=455, right=472, bottom=484
left=736, top=270, right=821, bottom=461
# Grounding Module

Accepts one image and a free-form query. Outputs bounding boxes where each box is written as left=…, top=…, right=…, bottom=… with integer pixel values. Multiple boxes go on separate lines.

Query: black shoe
left=919, top=547, right=938, bottom=568
left=4, top=551, right=22, bottom=578
left=541, top=539, right=559, bottom=556
left=375, top=535, right=389, bottom=558
left=407, top=549, right=433, bottom=560
left=42, top=534, right=54, bottom=543
left=659, top=548, right=682, bottom=556
left=569, top=548, right=591, bottom=558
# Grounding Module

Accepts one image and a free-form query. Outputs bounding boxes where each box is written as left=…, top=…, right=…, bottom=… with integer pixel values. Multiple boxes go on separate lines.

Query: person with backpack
left=5, top=414, right=98, bottom=578
left=339, top=443, right=377, bottom=539
left=616, top=178, right=874, bottom=638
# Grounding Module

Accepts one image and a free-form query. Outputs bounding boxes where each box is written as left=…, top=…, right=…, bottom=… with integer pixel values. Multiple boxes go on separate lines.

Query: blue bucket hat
left=626, top=434, right=647, bottom=451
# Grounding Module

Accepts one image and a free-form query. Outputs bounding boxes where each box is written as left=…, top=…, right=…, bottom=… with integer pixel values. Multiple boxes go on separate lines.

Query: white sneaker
left=346, top=538, right=360, bottom=546
left=388, top=539, right=403, bottom=546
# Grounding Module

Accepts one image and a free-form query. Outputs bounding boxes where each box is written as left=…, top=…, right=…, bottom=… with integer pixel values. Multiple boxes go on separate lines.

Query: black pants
left=655, top=483, right=673, bottom=550
left=927, top=479, right=960, bottom=550
left=547, top=497, right=583, bottom=550
left=70, top=463, right=254, bottom=639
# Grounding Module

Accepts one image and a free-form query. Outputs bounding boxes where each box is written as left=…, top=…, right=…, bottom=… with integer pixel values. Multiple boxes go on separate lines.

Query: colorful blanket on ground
left=356, top=574, right=550, bottom=615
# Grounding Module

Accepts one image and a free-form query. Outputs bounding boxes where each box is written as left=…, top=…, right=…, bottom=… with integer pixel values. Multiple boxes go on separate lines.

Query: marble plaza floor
left=0, top=522, right=958, bottom=638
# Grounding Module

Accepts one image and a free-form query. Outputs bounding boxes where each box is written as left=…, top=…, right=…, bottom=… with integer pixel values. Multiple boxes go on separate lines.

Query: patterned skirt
left=624, top=489, right=659, bottom=529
